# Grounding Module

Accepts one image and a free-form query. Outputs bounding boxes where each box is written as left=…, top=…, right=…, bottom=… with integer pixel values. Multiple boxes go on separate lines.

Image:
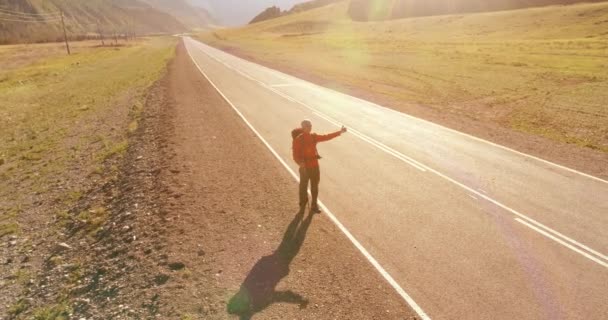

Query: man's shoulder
left=293, top=133, right=306, bottom=143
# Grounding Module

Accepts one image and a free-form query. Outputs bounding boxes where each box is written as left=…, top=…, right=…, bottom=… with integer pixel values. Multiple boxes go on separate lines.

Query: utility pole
left=131, top=20, right=137, bottom=41
left=97, top=21, right=105, bottom=46
left=60, top=11, right=70, bottom=55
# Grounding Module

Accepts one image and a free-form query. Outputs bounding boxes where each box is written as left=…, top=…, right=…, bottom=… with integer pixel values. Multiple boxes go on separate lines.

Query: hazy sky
left=189, top=0, right=306, bottom=26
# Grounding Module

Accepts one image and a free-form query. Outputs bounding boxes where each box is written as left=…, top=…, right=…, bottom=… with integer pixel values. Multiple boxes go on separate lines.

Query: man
left=292, top=120, right=347, bottom=213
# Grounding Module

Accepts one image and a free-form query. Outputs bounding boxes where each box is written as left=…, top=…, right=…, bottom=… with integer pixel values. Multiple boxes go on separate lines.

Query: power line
left=0, top=17, right=61, bottom=23
left=0, top=7, right=71, bottom=55
left=0, top=11, right=60, bottom=19
left=0, top=8, right=62, bottom=23
left=0, top=14, right=61, bottom=22
left=0, top=8, right=61, bottom=17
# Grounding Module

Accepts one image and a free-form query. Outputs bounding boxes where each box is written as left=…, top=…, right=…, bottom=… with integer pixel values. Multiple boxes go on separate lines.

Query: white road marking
left=312, top=111, right=427, bottom=172
left=270, top=83, right=299, bottom=87
left=515, top=218, right=608, bottom=268
left=194, top=43, right=429, bottom=173
left=189, top=38, right=608, bottom=265
left=184, top=39, right=432, bottom=320
left=204, top=42, right=608, bottom=185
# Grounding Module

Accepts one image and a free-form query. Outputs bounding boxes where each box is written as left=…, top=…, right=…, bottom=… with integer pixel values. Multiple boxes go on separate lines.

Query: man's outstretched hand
left=341, top=126, right=347, bottom=134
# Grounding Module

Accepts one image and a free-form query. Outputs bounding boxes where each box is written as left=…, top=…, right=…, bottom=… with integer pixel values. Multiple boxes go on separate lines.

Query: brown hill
left=249, top=0, right=343, bottom=24
left=249, top=6, right=282, bottom=24
left=0, top=0, right=188, bottom=44
left=348, top=0, right=608, bottom=21
left=140, top=0, right=218, bottom=28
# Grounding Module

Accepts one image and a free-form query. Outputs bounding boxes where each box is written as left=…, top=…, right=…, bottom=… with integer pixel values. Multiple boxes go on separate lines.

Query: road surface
left=183, top=37, right=608, bottom=320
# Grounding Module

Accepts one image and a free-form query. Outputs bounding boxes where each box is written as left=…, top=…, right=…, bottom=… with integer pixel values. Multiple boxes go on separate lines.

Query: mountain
left=0, top=0, right=188, bottom=44
left=139, top=0, right=217, bottom=28
left=250, top=6, right=283, bottom=24
left=187, top=0, right=304, bottom=26
left=348, top=0, right=608, bottom=21
left=249, top=0, right=342, bottom=24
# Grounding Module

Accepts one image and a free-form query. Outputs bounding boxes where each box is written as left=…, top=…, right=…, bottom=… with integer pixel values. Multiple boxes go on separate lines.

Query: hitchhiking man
left=292, top=120, right=347, bottom=213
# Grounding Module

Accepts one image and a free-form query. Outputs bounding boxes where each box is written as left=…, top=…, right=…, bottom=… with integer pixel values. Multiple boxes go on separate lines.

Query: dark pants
left=299, top=166, right=320, bottom=208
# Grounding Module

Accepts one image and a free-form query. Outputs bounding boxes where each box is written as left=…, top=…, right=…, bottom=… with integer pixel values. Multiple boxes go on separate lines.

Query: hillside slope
left=197, top=0, right=608, bottom=176
left=0, top=0, right=187, bottom=44
left=140, top=0, right=218, bottom=28
left=188, top=0, right=304, bottom=26
left=249, top=0, right=343, bottom=24
left=348, top=0, right=608, bottom=21
left=249, top=6, right=283, bottom=24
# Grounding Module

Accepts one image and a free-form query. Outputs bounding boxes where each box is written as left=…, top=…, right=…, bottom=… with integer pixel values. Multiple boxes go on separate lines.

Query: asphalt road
left=183, top=37, right=608, bottom=320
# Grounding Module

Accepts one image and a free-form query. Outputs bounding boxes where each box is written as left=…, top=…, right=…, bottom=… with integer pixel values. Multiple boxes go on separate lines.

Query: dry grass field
left=0, top=37, right=177, bottom=317
left=197, top=1, right=608, bottom=153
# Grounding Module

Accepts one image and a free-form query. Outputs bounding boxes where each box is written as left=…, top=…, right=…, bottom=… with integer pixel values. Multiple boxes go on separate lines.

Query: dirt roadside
left=152, top=40, right=417, bottom=319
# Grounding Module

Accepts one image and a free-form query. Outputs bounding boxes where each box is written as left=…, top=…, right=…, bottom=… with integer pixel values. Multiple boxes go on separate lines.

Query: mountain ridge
left=0, top=0, right=218, bottom=44
left=140, top=0, right=217, bottom=28
left=247, top=0, right=608, bottom=25
left=347, top=0, right=608, bottom=21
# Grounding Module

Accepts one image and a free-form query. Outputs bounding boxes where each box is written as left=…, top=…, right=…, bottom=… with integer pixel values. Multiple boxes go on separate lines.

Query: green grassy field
left=197, top=1, right=608, bottom=153
left=0, top=37, right=176, bottom=239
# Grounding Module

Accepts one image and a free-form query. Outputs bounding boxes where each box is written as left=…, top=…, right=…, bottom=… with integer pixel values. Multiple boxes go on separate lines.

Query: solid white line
left=312, top=111, right=342, bottom=126
left=199, top=40, right=608, bottom=185
left=184, top=39, right=432, bottom=320
left=423, top=162, right=608, bottom=263
left=313, top=111, right=427, bottom=172
left=270, top=83, right=298, bottom=87
left=196, top=41, right=428, bottom=173
left=343, top=91, right=608, bottom=186
left=191, top=38, right=608, bottom=264
left=515, top=218, right=608, bottom=268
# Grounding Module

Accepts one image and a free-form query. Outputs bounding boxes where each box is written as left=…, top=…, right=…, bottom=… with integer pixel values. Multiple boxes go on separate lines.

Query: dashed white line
left=184, top=38, right=432, bottom=320
left=190, top=37, right=608, bottom=267
left=270, top=83, right=298, bottom=87
left=312, top=111, right=427, bottom=172
left=198, top=39, right=608, bottom=186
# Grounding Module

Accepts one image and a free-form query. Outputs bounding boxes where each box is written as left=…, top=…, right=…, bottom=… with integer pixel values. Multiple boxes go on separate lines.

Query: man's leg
left=298, top=167, right=310, bottom=208
left=310, top=167, right=320, bottom=211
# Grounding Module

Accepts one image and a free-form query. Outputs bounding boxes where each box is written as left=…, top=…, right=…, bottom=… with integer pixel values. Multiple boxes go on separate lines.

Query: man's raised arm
left=314, top=126, right=347, bottom=142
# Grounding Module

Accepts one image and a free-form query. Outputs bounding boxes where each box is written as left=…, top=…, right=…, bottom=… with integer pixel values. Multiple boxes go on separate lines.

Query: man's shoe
left=311, top=206, right=321, bottom=214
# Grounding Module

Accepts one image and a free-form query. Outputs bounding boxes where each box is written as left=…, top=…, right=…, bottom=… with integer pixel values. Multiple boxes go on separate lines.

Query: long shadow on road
left=227, top=207, right=314, bottom=319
